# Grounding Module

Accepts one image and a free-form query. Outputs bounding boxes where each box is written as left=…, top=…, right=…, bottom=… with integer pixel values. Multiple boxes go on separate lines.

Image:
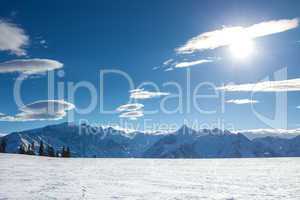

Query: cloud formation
left=175, top=59, right=213, bottom=68
left=0, top=59, right=63, bottom=74
left=0, top=20, right=29, bottom=56
left=119, top=110, right=144, bottom=120
left=130, top=88, right=170, bottom=99
left=20, top=100, right=75, bottom=114
left=163, top=59, right=174, bottom=66
left=226, top=99, right=259, bottom=104
left=39, top=40, right=48, bottom=48
left=0, top=100, right=75, bottom=122
left=116, top=103, right=144, bottom=112
left=218, top=78, right=300, bottom=92
left=176, top=18, right=299, bottom=54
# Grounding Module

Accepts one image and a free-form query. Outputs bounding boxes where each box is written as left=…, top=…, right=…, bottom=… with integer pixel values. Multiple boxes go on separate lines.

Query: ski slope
left=0, top=154, right=299, bottom=199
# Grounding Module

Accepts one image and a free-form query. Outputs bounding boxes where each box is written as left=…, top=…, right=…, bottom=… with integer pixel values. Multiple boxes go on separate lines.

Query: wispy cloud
left=130, top=88, right=170, bottom=99
left=176, top=18, right=299, bottom=54
left=116, top=103, right=144, bottom=112
left=163, top=59, right=174, bottom=66
left=164, top=67, right=174, bottom=72
left=0, top=59, right=63, bottom=74
left=175, top=59, right=213, bottom=68
left=218, top=78, right=300, bottom=92
left=39, top=39, right=48, bottom=48
left=119, top=110, right=144, bottom=120
left=226, top=99, right=259, bottom=104
left=0, top=100, right=75, bottom=122
left=157, top=56, right=220, bottom=71
left=129, top=88, right=144, bottom=93
left=153, top=59, right=175, bottom=71
left=0, top=20, right=29, bottom=56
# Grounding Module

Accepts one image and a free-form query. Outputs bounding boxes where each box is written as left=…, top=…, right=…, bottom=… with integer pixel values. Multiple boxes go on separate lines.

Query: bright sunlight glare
left=229, top=37, right=255, bottom=60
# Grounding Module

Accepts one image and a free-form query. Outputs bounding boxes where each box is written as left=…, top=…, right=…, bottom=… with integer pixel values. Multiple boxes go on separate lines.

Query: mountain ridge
left=1, top=123, right=300, bottom=158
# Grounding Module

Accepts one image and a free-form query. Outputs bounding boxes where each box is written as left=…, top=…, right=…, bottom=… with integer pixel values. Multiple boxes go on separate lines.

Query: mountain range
left=1, top=123, right=300, bottom=158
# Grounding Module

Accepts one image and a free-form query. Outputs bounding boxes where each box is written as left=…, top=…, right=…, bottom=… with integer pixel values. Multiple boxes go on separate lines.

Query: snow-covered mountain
left=1, top=123, right=164, bottom=157
left=2, top=122, right=300, bottom=158
left=236, top=129, right=300, bottom=139
left=0, top=133, right=7, bottom=137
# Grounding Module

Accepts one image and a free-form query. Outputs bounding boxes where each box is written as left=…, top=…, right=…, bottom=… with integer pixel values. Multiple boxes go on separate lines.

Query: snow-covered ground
left=0, top=154, right=299, bottom=200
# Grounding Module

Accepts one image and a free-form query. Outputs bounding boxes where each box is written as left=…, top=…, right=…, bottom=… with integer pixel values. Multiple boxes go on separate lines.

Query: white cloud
left=164, top=67, right=174, bottom=72
left=175, top=59, right=213, bottom=68
left=0, top=59, right=63, bottom=74
left=130, top=88, right=170, bottom=99
left=163, top=59, right=174, bottom=65
left=0, top=100, right=75, bottom=122
left=226, top=99, right=259, bottom=104
left=297, top=106, right=300, bottom=109
left=20, top=100, right=75, bottom=114
left=129, top=88, right=144, bottom=93
left=119, top=110, right=144, bottom=120
left=116, top=103, right=144, bottom=112
left=11, top=111, right=67, bottom=121
left=176, top=18, right=299, bottom=54
left=218, top=78, right=300, bottom=92
left=220, top=78, right=300, bottom=92
left=39, top=40, right=48, bottom=48
left=0, top=20, right=29, bottom=56
left=153, top=59, right=175, bottom=71
left=152, top=66, right=160, bottom=70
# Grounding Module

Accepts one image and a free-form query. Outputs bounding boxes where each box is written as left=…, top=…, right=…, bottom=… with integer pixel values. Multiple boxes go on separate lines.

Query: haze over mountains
left=1, top=123, right=300, bottom=158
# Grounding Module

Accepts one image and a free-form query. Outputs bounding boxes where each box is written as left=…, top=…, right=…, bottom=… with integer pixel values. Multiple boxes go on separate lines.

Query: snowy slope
left=0, top=154, right=300, bottom=200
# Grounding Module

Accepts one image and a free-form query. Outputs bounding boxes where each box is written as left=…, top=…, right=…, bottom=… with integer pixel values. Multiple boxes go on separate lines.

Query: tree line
left=0, top=138, right=6, bottom=153
left=18, top=140, right=71, bottom=158
left=0, top=137, right=71, bottom=157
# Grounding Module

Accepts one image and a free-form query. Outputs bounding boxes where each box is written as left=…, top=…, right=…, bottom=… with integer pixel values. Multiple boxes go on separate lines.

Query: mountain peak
left=176, top=124, right=197, bottom=135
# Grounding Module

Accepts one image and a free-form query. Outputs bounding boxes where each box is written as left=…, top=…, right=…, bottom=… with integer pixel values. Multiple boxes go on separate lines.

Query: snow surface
left=0, top=154, right=300, bottom=200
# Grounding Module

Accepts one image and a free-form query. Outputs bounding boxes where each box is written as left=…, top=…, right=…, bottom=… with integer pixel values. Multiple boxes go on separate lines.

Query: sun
left=229, top=37, right=255, bottom=60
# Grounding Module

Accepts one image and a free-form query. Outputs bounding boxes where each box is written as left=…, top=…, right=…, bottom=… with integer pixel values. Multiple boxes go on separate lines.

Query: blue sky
left=0, top=0, right=300, bottom=133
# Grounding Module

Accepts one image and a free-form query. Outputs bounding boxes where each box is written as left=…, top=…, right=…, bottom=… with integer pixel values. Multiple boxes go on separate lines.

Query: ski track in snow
left=0, top=154, right=300, bottom=200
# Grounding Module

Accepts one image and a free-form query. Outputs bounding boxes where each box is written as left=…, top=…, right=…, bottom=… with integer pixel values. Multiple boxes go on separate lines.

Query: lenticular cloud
left=116, top=103, right=144, bottom=112
left=176, top=18, right=299, bottom=54
left=0, top=59, right=63, bottom=74
left=0, top=100, right=75, bottom=121
left=119, top=110, right=144, bottom=120
left=130, top=88, right=170, bottom=99
left=218, top=78, right=300, bottom=92
left=175, top=59, right=213, bottom=68
left=226, top=99, right=259, bottom=105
